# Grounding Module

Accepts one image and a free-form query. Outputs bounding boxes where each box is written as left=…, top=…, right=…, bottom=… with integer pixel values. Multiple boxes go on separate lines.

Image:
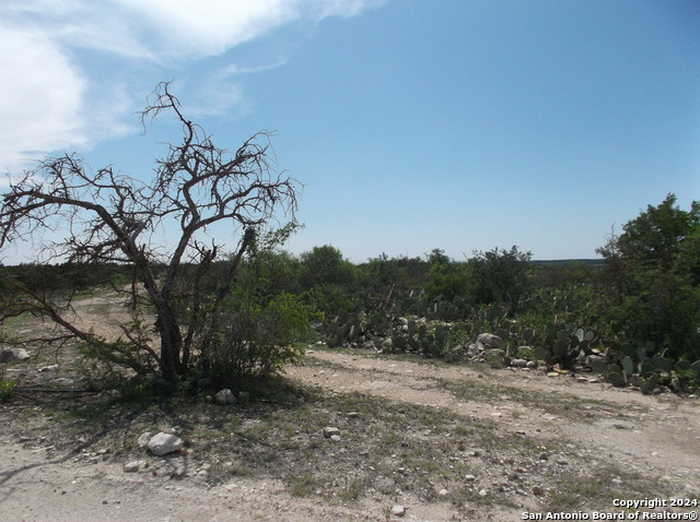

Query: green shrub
left=0, top=369, right=16, bottom=401
left=201, top=292, right=316, bottom=386
left=598, top=194, right=700, bottom=363
left=468, top=246, right=533, bottom=315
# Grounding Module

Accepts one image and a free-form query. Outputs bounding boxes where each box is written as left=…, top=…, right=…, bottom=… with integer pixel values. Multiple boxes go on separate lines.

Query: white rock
left=123, top=461, right=141, bottom=472
left=0, top=348, right=30, bottom=362
left=137, top=432, right=152, bottom=448
left=464, top=474, right=476, bottom=481
left=147, top=432, right=183, bottom=456
left=391, top=504, right=406, bottom=516
left=323, top=426, right=340, bottom=438
left=438, top=488, right=448, bottom=496
left=476, top=333, right=504, bottom=349
left=38, top=364, right=59, bottom=372
left=214, top=388, right=236, bottom=405
left=478, top=488, right=488, bottom=497
left=330, top=434, right=341, bottom=442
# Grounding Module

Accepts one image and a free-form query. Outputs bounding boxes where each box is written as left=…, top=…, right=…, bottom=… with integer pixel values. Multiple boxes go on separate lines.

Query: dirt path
left=290, top=350, right=700, bottom=488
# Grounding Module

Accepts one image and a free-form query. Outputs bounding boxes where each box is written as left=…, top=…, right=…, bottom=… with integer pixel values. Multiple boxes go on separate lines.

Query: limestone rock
left=137, top=432, right=152, bottom=448
left=214, top=388, right=236, bottom=405
left=123, top=461, right=142, bottom=472
left=0, top=348, right=30, bottom=362
left=323, top=427, right=340, bottom=438
left=147, top=432, right=183, bottom=456
left=476, top=333, right=504, bottom=349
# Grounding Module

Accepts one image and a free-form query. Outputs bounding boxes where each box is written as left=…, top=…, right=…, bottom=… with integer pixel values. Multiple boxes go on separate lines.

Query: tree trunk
left=155, top=300, right=183, bottom=385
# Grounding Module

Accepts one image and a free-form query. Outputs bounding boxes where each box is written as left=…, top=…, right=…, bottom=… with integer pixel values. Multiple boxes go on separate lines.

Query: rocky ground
left=1, top=294, right=699, bottom=521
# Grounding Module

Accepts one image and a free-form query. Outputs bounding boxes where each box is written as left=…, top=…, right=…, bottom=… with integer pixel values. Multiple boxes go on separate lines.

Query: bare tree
left=0, top=82, right=298, bottom=387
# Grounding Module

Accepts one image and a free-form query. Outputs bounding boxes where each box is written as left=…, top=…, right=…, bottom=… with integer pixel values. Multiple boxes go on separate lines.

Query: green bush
left=598, top=194, right=700, bottom=363
left=468, top=246, right=533, bottom=314
left=201, top=292, right=316, bottom=386
left=0, top=368, right=16, bottom=401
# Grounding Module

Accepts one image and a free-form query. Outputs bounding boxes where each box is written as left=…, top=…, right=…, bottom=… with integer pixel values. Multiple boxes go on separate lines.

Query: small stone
left=329, top=434, right=341, bottom=442
left=0, top=348, right=30, bottom=362
left=38, top=364, right=59, bottom=372
left=123, top=461, right=141, bottom=472
left=532, top=486, right=545, bottom=496
left=478, top=489, right=488, bottom=497
left=171, top=462, right=186, bottom=478
left=137, top=432, right=152, bottom=448
left=323, top=427, right=340, bottom=438
left=438, top=488, right=448, bottom=496
left=214, top=388, right=236, bottom=405
left=346, top=411, right=360, bottom=418
left=147, top=433, right=183, bottom=456
left=464, top=474, right=476, bottom=481
left=391, top=504, right=406, bottom=517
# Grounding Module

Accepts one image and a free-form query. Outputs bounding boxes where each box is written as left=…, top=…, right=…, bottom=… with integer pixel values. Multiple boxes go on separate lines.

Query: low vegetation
left=1, top=194, right=698, bottom=397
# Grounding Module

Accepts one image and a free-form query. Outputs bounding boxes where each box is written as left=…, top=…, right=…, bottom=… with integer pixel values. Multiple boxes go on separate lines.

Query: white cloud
left=220, top=60, right=288, bottom=76
left=183, top=59, right=288, bottom=117
left=187, top=78, right=247, bottom=118
left=0, top=25, right=87, bottom=173
left=0, top=0, right=384, bottom=174
left=112, top=0, right=383, bottom=58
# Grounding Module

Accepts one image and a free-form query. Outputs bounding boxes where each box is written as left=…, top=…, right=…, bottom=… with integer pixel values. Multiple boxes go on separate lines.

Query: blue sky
left=1, top=0, right=698, bottom=263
